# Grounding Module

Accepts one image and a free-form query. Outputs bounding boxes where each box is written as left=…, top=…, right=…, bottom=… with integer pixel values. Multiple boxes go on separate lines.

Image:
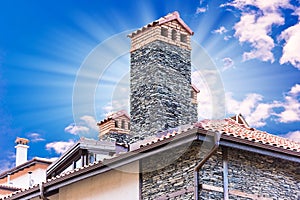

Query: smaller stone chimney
left=15, top=137, right=29, bottom=166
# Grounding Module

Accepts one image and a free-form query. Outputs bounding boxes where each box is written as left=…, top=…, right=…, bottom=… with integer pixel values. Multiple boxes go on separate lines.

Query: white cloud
left=213, top=26, right=231, bottom=40
left=195, top=81, right=214, bottom=119
left=226, top=92, right=277, bottom=127
left=27, top=132, right=45, bottom=142
left=289, top=84, right=300, bottom=95
left=196, top=7, right=208, bottom=14
left=295, top=7, right=300, bottom=17
left=101, top=99, right=129, bottom=118
left=221, top=0, right=293, bottom=63
left=222, top=57, right=235, bottom=71
left=64, top=115, right=99, bottom=136
left=193, top=70, right=299, bottom=126
left=225, top=83, right=300, bottom=127
left=192, top=70, right=226, bottom=119
left=0, top=151, right=16, bottom=173
left=0, top=160, right=15, bottom=173
left=46, top=140, right=75, bottom=154
left=226, top=92, right=263, bottom=116
left=224, top=35, right=232, bottom=41
left=234, top=12, right=283, bottom=62
left=213, top=26, right=228, bottom=34
left=101, top=102, right=115, bottom=117
left=274, top=84, right=300, bottom=123
left=283, top=131, right=300, bottom=142
left=222, top=0, right=292, bottom=11
left=100, top=81, right=130, bottom=118
left=102, top=102, right=113, bottom=113
left=245, top=103, right=275, bottom=127
left=80, top=115, right=98, bottom=131
left=64, top=124, right=90, bottom=135
left=278, top=22, right=300, bottom=69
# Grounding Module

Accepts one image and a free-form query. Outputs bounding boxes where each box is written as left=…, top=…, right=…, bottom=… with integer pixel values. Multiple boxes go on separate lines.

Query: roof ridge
left=128, top=11, right=193, bottom=38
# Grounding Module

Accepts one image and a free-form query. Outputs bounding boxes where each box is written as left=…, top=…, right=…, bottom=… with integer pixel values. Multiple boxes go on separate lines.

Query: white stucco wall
left=58, top=161, right=140, bottom=200
left=15, top=144, right=29, bottom=166
left=11, top=168, right=47, bottom=188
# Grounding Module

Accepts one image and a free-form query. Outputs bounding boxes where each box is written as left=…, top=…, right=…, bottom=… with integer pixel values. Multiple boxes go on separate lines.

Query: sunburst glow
left=0, top=0, right=299, bottom=170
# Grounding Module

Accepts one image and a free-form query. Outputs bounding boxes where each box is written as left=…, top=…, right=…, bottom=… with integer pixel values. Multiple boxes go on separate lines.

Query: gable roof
left=230, top=113, right=249, bottom=127
left=128, top=11, right=194, bottom=38
left=3, top=118, right=300, bottom=199
left=46, top=138, right=115, bottom=178
left=0, top=158, right=52, bottom=179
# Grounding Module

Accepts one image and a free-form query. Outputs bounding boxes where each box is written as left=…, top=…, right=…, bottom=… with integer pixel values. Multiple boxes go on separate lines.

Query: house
left=46, top=137, right=116, bottom=179
left=3, top=119, right=299, bottom=199
left=0, top=138, right=52, bottom=198
left=1, top=11, right=299, bottom=200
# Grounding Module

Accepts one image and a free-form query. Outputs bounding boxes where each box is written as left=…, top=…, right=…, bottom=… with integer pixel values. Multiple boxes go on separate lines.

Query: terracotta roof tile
left=195, top=118, right=300, bottom=152
left=128, top=11, right=194, bottom=38
left=0, top=184, right=21, bottom=191
left=3, top=118, right=299, bottom=199
left=131, top=118, right=300, bottom=153
left=97, top=110, right=130, bottom=125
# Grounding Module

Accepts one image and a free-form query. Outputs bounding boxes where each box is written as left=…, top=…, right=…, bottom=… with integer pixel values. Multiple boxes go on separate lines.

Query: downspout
left=194, top=132, right=221, bottom=200
left=39, top=182, right=49, bottom=200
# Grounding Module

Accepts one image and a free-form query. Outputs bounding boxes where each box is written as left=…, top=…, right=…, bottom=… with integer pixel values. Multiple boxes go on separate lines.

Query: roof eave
left=7, top=128, right=300, bottom=200
left=0, top=159, right=52, bottom=179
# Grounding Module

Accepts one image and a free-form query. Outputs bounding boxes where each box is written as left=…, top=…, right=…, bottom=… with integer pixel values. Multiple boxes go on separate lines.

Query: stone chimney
left=15, top=137, right=29, bottom=166
left=128, top=11, right=197, bottom=141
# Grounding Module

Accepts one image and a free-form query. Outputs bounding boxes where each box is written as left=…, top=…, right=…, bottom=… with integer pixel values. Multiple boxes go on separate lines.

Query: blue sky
left=0, top=0, right=299, bottom=172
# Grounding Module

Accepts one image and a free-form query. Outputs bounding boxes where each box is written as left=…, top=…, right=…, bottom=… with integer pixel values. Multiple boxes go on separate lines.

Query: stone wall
left=141, top=141, right=200, bottom=199
left=141, top=141, right=300, bottom=199
left=130, top=40, right=197, bottom=141
left=227, top=148, right=300, bottom=199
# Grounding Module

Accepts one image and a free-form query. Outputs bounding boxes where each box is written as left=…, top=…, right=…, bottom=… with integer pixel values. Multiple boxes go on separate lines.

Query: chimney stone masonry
left=129, top=12, right=197, bottom=142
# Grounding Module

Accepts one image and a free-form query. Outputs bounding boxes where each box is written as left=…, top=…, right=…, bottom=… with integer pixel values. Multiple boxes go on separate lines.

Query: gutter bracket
left=39, top=182, right=49, bottom=200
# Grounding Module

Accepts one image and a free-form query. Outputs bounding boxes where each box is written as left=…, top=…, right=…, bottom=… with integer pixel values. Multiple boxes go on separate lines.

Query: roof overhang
left=0, top=185, right=20, bottom=192
left=7, top=127, right=300, bottom=200
left=47, top=139, right=115, bottom=178
left=0, top=158, right=52, bottom=179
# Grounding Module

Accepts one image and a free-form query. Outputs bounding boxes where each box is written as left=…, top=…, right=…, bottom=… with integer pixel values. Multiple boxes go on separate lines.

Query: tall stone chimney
left=15, top=137, right=29, bottom=166
left=128, top=11, right=197, bottom=141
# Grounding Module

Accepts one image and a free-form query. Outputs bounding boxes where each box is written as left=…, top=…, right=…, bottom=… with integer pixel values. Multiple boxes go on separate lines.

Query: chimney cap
left=128, top=11, right=194, bottom=38
left=15, top=137, right=29, bottom=145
